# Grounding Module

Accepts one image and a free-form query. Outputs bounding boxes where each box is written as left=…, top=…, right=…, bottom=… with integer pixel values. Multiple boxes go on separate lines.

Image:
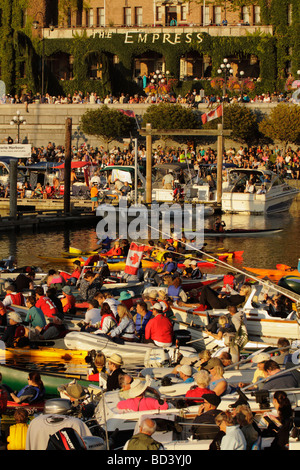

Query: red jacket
left=145, top=314, right=173, bottom=344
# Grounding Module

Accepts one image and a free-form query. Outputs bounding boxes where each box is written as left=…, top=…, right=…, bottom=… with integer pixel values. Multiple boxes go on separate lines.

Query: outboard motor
left=144, top=348, right=171, bottom=368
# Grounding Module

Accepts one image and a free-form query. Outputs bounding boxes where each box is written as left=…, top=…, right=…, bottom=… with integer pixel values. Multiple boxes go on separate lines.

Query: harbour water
left=0, top=194, right=299, bottom=275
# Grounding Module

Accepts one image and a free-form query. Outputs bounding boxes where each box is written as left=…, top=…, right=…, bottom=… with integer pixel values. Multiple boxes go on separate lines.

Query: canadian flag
left=201, top=104, right=223, bottom=125
left=124, top=243, right=145, bottom=275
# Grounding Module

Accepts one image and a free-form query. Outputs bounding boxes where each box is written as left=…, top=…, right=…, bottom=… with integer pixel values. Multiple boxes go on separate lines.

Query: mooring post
left=64, top=117, right=72, bottom=215
left=146, top=123, right=152, bottom=205
left=217, top=123, right=224, bottom=206
left=9, top=159, right=18, bottom=218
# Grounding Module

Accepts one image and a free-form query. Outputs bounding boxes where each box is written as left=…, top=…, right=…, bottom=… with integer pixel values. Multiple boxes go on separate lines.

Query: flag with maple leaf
left=124, top=242, right=145, bottom=275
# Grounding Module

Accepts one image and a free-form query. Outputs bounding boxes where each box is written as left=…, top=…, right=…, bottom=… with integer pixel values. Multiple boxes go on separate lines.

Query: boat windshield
left=228, top=170, right=275, bottom=193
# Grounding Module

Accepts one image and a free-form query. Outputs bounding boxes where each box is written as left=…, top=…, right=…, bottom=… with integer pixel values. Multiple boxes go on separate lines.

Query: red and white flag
left=201, top=104, right=223, bottom=125
left=124, top=243, right=145, bottom=275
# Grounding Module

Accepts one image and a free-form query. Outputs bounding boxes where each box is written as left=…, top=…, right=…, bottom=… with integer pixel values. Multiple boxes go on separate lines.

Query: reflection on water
left=0, top=197, right=299, bottom=273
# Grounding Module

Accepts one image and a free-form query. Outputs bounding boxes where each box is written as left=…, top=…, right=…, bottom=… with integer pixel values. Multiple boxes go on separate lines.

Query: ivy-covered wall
left=0, top=0, right=299, bottom=97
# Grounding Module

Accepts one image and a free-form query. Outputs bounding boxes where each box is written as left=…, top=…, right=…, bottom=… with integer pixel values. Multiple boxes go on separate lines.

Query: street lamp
left=239, top=70, right=245, bottom=95
left=217, top=58, right=233, bottom=96
left=10, top=110, right=26, bottom=143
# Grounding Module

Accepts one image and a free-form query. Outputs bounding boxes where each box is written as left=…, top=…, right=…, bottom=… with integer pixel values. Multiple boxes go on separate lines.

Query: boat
left=0, top=341, right=89, bottom=363
left=171, top=283, right=300, bottom=346
left=63, top=331, right=197, bottom=366
left=0, top=363, right=93, bottom=398
left=185, top=228, right=283, bottom=238
left=221, top=168, right=299, bottom=214
left=38, top=254, right=216, bottom=270
left=278, top=275, right=300, bottom=295
left=244, top=266, right=300, bottom=282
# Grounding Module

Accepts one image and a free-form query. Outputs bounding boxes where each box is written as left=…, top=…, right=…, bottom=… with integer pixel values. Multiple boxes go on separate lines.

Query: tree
left=142, top=103, right=199, bottom=146
left=258, top=103, right=300, bottom=152
left=80, top=106, right=136, bottom=148
left=203, top=103, right=259, bottom=145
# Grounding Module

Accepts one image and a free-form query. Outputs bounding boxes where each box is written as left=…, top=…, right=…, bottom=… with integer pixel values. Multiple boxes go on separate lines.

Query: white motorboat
left=171, top=284, right=300, bottom=346
left=63, top=331, right=197, bottom=366
left=221, top=168, right=299, bottom=214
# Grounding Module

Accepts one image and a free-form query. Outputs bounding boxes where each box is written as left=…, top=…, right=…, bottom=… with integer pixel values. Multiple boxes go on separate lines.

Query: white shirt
left=85, top=307, right=101, bottom=325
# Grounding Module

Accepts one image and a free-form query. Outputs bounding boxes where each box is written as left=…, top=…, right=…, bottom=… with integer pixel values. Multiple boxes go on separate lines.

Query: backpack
left=46, top=428, right=87, bottom=450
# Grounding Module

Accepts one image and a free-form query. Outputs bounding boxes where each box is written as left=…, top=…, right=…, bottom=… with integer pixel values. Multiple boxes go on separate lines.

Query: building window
left=181, top=5, right=187, bottom=21
left=76, top=10, right=82, bottom=27
left=67, top=8, right=71, bottom=27
left=156, top=6, right=162, bottom=22
left=242, top=6, right=250, bottom=24
left=96, top=8, right=105, bottom=27
left=124, top=7, right=131, bottom=26
left=203, top=6, right=210, bottom=26
left=135, top=7, right=142, bottom=26
left=86, top=9, right=94, bottom=27
left=254, top=5, right=261, bottom=24
left=214, top=6, right=221, bottom=25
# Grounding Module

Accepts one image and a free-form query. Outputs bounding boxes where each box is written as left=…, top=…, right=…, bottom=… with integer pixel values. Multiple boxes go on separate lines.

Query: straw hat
left=251, top=352, right=271, bottom=364
left=149, top=291, right=158, bottom=299
left=158, top=290, right=167, bottom=300
left=206, top=358, right=223, bottom=370
left=8, top=311, right=22, bottom=323
left=58, top=380, right=87, bottom=400
left=128, top=379, right=148, bottom=398
left=107, top=353, right=123, bottom=366
left=177, top=365, right=193, bottom=377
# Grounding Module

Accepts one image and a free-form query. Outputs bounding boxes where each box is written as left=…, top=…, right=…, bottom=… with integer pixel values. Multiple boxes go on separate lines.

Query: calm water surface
left=0, top=196, right=299, bottom=275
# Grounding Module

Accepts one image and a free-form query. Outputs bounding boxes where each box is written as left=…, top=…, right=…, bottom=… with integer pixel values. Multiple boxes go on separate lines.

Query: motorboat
left=171, top=283, right=300, bottom=346
left=221, top=168, right=299, bottom=214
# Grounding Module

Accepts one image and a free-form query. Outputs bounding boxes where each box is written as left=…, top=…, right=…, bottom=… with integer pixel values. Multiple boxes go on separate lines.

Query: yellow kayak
left=0, top=347, right=89, bottom=362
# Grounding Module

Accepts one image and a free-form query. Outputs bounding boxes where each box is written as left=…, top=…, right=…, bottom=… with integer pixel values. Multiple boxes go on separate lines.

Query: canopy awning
left=54, top=161, right=92, bottom=169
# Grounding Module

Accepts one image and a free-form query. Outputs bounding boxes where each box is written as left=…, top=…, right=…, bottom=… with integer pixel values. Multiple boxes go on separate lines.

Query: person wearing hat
left=157, top=290, right=172, bottom=318
left=159, top=253, right=178, bottom=276
left=1, top=311, right=27, bottom=347
left=3, top=285, right=25, bottom=308
left=177, top=365, right=194, bottom=384
left=106, top=353, right=124, bottom=392
left=118, top=290, right=134, bottom=310
left=190, top=260, right=202, bottom=279
left=238, top=352, right=271, bottom=390
left=61, top=285, right=76, bottom=315
left=58, top=380, right=88, bottom=404
left=192, top=393, right=222, bottom=431
left=117, top=378, right=168, bottom=412
left=144, top=302, right=173, bottom=347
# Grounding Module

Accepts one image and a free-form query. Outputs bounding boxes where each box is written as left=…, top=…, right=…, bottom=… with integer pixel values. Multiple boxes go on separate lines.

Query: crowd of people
left=1, top=82, right=294, bottom=108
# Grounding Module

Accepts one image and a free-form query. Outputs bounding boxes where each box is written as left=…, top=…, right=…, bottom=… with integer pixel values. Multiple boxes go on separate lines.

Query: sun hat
left=119, top=291, right=132, bottom=301
left=202, top=393, right=221, bottom=407
left=58, top=380, right=87, bottom=399
left=62, top=286, right=72, bottom=295
left=152, top=302, right=163, bottom=311
left=177, top=365, right=193, bottom=377
left=107, top=353, right=123, bottom=366
left=190, top=260, right=198, bottom=266
left=252, top=352, right=271, bottom=364
left=8, top=311, right=22, bottom=323
left=158, top=290, right=167, bottom=300
left=149, top=290, right=158, bottom=299
left=128, top=379, right=148, bottom=398
left=206, top=358, right=223, bottom=370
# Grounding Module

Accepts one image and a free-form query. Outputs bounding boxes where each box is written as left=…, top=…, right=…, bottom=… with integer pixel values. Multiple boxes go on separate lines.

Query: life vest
left=7, top=423, right=29, bottom=450
left=135, top=311, right=152, bottom=335
left=17, top=385, right=42, bottom=403
left=7, top=292, right=25, bottom=306
left=167, top=285, right=181, bottom=301
left=100, top=313, right=117, bottom=330
left=223, top=274, right=235, bottom=289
